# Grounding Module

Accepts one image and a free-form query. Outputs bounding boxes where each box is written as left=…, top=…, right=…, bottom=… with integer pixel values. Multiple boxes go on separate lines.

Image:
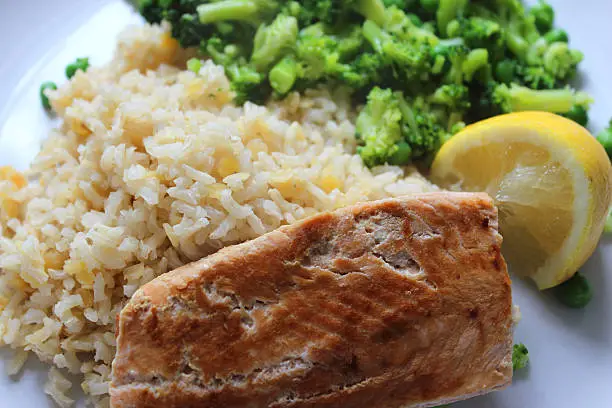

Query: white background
left=0, top=1, right=611, bottom=407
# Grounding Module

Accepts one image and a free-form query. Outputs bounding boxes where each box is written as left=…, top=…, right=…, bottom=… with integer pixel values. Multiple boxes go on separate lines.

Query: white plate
left=0, top=0, right=611, bottom=407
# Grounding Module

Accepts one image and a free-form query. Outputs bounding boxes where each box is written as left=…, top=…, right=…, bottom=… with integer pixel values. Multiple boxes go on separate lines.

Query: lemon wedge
left=431, top=112, right=612, bottom=289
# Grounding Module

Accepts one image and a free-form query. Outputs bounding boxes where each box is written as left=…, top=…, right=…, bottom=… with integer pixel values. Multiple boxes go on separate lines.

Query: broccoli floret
left=431, top=39, right=488, bottom=84
left=529, top=0, right=554, bottom=34
left=543, top=28, right=568, bottom=44
left=430, top=40, right=459, bottom=82
left=552, top=272, right=593, bottom=308
left=430, top=84, right=470, bottom=129
left=203, top=36, right=246, bottom=66
left=541, top=42, right=583, bottom=81
left=492, top=83, right=591, bottom=114
left=197, top=0, right=281, bottom=25
left=288, top=25, right=375, bottom=90
left=517, top=65, right=557, bottom=89
left=384, top=6, right=440, bottom=47
left=596, top=119, right=612, bottom=159
left=512, top=343, right=529, bottom=371
left=294, top=33, right=344, bottom=82
left=339, top=53, right=388, bottom=89
left=174, top=13, right=214, bottom=47
left=356, top=87, right=404, bottom=167
left=526, top=38, right=583, bottom=82
left=226, top=64, right=268, bottom=104
left=399, top=96, right=449, bottom=159
left=356, top=88, right=449, bottom=167
left=494, top=59, right=558, bottom=90
left=446, top=17, right=504, bottom=57
left=251, top=14, right=298, bottom=71
left=284, top=0, right=349, bottom=26
left=363, top=20, right=433, bottom=81
left=139, top=1, right=213, bottom=48
left=430, top=84, right=470, bottom=114
left=137, top=0, right=166, bottom=24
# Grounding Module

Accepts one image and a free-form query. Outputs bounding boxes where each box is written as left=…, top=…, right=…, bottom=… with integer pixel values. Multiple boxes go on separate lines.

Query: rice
left=0, top=23, right=436, bottom=407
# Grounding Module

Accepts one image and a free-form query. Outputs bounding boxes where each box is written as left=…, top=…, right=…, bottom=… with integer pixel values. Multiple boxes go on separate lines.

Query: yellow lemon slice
left=431, top=112, right=612, bottom=289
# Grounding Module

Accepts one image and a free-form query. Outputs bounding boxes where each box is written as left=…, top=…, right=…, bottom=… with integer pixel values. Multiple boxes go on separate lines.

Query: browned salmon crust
left=110, top=192, right=513, bottom=408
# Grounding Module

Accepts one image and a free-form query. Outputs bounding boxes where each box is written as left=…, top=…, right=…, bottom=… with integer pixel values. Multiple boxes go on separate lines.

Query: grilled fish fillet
left=110, top=192, right=513, bottom=408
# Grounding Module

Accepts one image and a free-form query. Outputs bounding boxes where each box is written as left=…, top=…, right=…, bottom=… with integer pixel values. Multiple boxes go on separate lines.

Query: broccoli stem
left=505, top=32, right=528, bottom=59
left=353, top=0, right=387, bottom=27
left=463, top=48, right=489, bottom=81
left=251, top=14, right=298, bottom=72
left=362, top=20, right=385, bottom=54
left=447, top=112, right=464, bottom=131
left=504, top=86, right=589, bottom=113
left=197, top=0, right=260, bottom=24
left=269, top=56, right=299, bottom=94
left=552, top=272, right=593, bottom=308
left=397, top=95, right=423, bottom=146
left=437, top=0, right=468, bottom=37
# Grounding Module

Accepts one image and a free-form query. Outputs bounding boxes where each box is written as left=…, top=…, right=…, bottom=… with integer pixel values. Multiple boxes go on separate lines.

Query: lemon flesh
left=431, top=112, right=612, bottom=289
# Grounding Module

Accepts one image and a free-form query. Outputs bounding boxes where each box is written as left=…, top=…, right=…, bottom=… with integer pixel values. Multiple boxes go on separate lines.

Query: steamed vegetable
left=552, top=272, right=593, bottom=308
left=512, top=343, right=529, bottom=371
left=596, top=119, right=612, bottom=159
left=137, top=0, right=589, bottom=167
left=65, top=57, right=90, bottom=79
left=40, top=82, right=57, bottom=110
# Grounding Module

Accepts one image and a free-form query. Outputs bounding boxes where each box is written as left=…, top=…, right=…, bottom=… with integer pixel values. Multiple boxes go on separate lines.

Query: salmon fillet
left=110, top=192, right=513, bottom=408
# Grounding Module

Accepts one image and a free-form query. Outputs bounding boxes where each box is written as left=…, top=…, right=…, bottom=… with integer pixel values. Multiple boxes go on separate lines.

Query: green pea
left=495, top=60, right=516, bottom=84
left=530, top=0, right=554, bottom=33
left=544, top=29, right=569, bottom=44
left=40, top=81, right=58, bottom=110
left=552, top=272, right=593, bottom=308
left=66, top=57, right=90, bottom=79
left=187, top=58, right=203, bottom=73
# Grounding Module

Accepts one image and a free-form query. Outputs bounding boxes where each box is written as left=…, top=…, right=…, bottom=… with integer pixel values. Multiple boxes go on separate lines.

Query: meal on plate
left=0, top=0, right=610, bottom=407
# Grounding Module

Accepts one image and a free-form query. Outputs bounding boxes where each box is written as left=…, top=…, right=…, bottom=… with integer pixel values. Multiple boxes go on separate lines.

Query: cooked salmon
left=110, top=192, right=513, bottom=408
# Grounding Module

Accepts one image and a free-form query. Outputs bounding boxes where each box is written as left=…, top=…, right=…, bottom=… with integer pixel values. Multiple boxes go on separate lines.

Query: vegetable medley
left=138, top=0, right=591, bottom=167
